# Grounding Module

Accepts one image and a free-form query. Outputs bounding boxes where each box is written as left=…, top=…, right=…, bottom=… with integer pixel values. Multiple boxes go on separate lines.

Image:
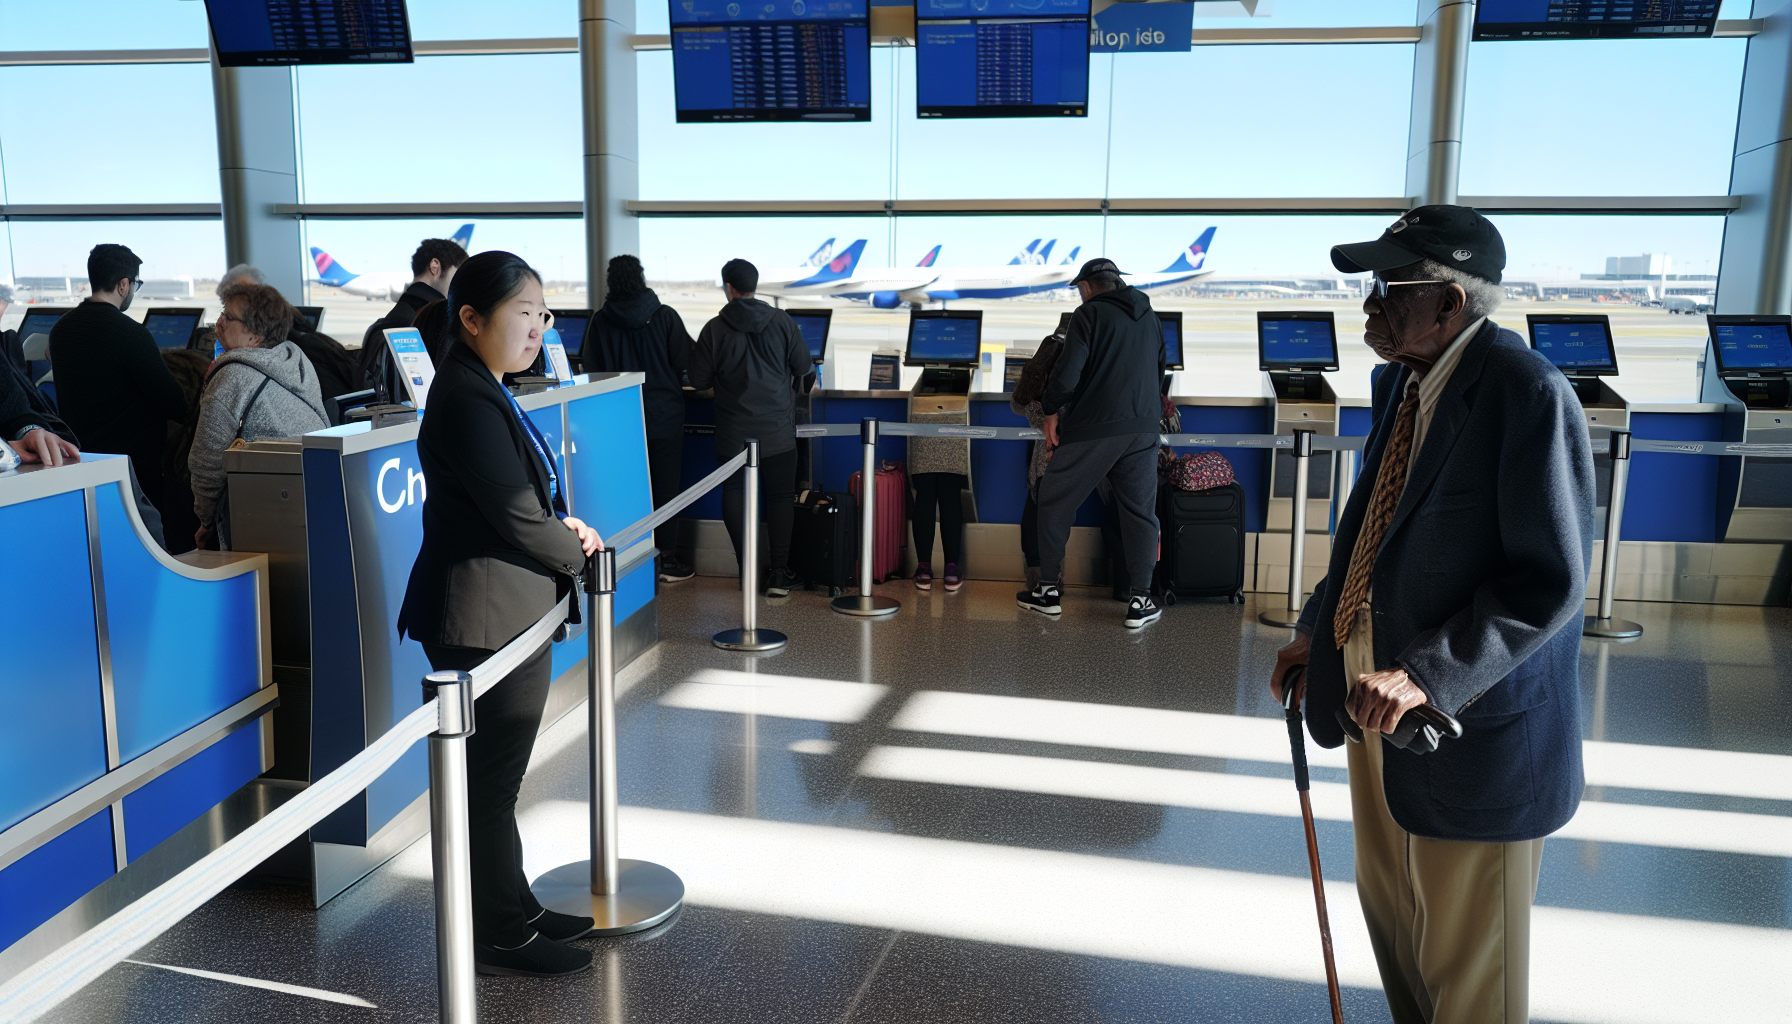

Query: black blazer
left=398, top=342, right=585, bottom=651
left=1297, top=321, right=1595, bottom=843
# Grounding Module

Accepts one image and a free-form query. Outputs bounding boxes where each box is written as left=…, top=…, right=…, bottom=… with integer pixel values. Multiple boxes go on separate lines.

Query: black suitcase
left=1156, top=479, right=1247, bottom=604
left=790, top=489, right=857, bottom=597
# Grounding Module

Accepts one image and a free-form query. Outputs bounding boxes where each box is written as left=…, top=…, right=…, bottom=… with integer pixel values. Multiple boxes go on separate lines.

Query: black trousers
left=911, top=472, right=967, bottom=567
left=647, top=435, right=684, bottom=556
left=422, top=639, right=554, bottom=948
left=721, top=446, right=798, bottom=573
left=1020, top=490, right=1040, bottom=569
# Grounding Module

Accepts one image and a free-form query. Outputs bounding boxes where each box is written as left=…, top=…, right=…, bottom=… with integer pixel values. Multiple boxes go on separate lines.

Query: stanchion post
left=715, top=440, right=788, bottom=652
left=533, top=548, right=685, bottom=932
left=1332, top=447, right=1357, bottom=537
left=426, top=670, right=478, bottom=1024
left=1585, top=430, right=1642, bottom=639
left=833, top=418, right=900, bottom=618
left=1261, top=429, right=1313, bottom=628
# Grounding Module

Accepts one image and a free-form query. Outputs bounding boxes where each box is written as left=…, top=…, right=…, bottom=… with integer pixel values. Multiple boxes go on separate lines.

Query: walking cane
left=1281, top=665, right=1346, bottom=1024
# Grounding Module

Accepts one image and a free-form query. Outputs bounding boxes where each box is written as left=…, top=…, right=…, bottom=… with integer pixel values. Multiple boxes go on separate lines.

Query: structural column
left=581, top=0, right=641, bottom=305
left=1717, top=0, right=1792, bottom=315
left=1404, top=0, right=1473, bottom=207
left=210, top=55, right=304, bottom=300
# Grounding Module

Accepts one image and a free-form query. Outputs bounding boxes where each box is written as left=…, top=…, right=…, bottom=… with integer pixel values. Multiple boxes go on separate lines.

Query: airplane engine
left=871, top=291, right=903, bottom=309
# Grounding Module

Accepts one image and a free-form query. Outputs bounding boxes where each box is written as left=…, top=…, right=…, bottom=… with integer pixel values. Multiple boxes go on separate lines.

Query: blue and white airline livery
left=1122, top=227, right=1218, bottom=292
left=310, top=223, right=476, bottom=302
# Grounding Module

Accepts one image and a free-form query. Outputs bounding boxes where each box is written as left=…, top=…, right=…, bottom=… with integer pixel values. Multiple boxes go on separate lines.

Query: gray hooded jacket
left=190, top=341, right=328, bottom=526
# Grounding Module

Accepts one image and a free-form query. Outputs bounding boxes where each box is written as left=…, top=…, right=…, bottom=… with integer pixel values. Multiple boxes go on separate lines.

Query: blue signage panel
left=1090, top=1, right=1191, bottom=52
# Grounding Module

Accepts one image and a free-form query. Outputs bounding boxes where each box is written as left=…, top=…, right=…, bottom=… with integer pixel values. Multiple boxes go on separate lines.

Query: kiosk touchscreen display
left=671, top=0, right=871, bottom=123
left=143, top=310, right=202, bottom=349
left=1712, top=320, right=1792, bottom=372
left=205, top=0, right=413, bottom=66
left=915, top=0, right=1089, bottom=119
left=1257, top=313, right=1338, bottom=371
left=16, top=309, right=67, bottom=347
left=296, top=305, right=325, bottom=329
left=906, top=312, right=983, bottom=365
left=1160, top=313, right=1184, bottom=371
left=549, top=310, right=590, bottom=356
left=1529, top=317, right=1617, bottom=374
left=789, top=309, right=833, bottom=363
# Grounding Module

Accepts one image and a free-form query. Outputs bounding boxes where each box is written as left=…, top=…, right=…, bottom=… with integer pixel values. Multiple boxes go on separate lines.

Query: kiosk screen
left=671, top=0, right=871, bottom=123
left=1257, top=313, right=1338, bottom=371
left=16, top=309, right=68, bottom=348
left=906, top=311, right=983, bottom=364
left=1528, top=316, right=1618, bottom=374
left=143, top=310, right=202, bottom=350
left=1712, top=319, right=1792, bottom=372
left=205, top=0, right=413, bottom=66
left=1473, top=0, right=1718, bottom=40
left=1160, top=312, right=1184, bottom=371
left=549, top=310, right=590, bottom=356
left=296, top=305, right=325, bottom=330
left=789, top=309, right=833, bottom=363
left=915, top=0, right=1089, bottom=119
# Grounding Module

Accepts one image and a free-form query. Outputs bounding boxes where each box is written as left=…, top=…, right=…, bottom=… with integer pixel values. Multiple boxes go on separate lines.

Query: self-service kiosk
left=1527, top=314, right=1630, bottom=539
left=1703, top=315, right=1792, bottom=542
left=906, top=308, right=982, bottom=518
left=1258, top=311, right=1340, bottom=533
left=789, top=308, right=831, bottom=488
left=1160, top=311, right=1185, bottom=391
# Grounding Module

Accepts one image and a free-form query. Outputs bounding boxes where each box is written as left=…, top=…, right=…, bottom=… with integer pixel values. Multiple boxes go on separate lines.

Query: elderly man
left=1270, top=206, right=1593, bottom=1024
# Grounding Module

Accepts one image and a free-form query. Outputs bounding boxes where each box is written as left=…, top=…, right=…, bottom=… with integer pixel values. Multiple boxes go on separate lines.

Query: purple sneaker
left=943, top=564, right=963, bottom=592
left=914, top=562, right=933, bottom=591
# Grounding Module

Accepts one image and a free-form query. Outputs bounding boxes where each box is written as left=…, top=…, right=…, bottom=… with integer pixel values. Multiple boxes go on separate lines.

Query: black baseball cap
left=1069, top=257, right=1128, bottom=287
left=1330, top=205, right=1506, bottom=285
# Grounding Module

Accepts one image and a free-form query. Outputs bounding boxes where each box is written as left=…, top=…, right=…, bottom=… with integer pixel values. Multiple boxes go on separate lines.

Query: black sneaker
left=658, top=556, right=696, bottom=583
left=1016, top=582, right=1062, bottom=616
left=1124, top=593, right=1162, bottom=629
left=475, top=933, right=592, bottom=977
left=765, top=567, right=798, bottom=598
left=528, top=907, right=595, bottom=942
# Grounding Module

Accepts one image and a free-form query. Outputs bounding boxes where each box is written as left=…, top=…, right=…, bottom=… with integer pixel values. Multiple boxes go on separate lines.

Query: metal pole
left=533, top=549, right=685, bottom=933
left=1585, top=431, right=1643, bottom=639
left=426, top=671, right=477, bottom=1024
left=833, top=418, right=900, bottom=617
left=1261, top=430, right=1313, bottom=628
left=715, top=440, right=788, bottom=651
left=1332, top=447, right=1357, bottom=537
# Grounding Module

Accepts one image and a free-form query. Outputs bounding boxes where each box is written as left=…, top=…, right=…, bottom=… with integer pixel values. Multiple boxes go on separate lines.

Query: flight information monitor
left=905, top=310, right=984, bottom=365
left=550, top=309, right=591, bottom=357
left=1709, top=316, right=1792, bottom=374
left=915, top=0, right=1090, bottom=119
left=1159, top=312, right=1184, bottom=371
left=1257, top=312, right=1339, bottom=372
left=788, top=309, right=833, bottom=364
left=143, top=308, right=203, bottom=350
left=1527, top=314, right=1618, bottom=375
left=671, top=0, right=871, bottom=123
left=1473, top=0, right=1719, bottom=40
left=205, top=0, right=413, bottom=67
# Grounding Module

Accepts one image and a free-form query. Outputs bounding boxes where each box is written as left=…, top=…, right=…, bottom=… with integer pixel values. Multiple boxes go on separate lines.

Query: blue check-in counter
left=301, top=372, right=656, bottom=903
left=0, top=455, right=272, bottom=975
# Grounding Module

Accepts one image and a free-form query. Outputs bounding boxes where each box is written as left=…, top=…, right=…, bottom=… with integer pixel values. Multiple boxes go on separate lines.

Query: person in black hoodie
left=1018, top=258, right=1166, bottom=630
left=585, top=255, right=697, bottom=581
left=688, top=258, right=812, bottom=596
left=358, top=237, right=468, bottom=400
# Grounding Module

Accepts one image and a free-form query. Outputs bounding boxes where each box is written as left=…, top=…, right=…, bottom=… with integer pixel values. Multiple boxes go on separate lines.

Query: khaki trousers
left=1343, top=606, right=1545, bottom=1024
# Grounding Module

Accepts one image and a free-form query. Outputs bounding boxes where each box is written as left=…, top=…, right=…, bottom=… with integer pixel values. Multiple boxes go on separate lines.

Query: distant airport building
left=1186, top=277, right=1358, bottom=299
left=15, top=275, right=75, bottom=296
left=138, top=277, right=195, bottom=298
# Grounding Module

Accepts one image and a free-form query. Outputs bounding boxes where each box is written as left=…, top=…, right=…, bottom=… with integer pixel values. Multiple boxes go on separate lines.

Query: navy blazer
left=1297, top=320, right=1595, bottom=842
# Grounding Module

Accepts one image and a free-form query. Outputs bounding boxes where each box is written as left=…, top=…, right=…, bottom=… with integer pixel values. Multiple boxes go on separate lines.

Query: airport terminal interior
left=3, top=1, right=1792, bottom=1022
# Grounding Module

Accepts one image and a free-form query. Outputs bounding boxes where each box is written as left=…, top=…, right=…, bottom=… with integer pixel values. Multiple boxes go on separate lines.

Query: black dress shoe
left=529, top=907, right=596, bottom=942
left=475, top=934, right=593, bottom=977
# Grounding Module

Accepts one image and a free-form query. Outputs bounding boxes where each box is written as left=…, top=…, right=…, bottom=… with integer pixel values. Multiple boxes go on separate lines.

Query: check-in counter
left=0, top=455, right=272, bottom=974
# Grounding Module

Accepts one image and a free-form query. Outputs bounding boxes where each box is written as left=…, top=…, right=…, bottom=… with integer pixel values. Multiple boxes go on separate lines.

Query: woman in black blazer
left=398, top=251, right=601, bottom=978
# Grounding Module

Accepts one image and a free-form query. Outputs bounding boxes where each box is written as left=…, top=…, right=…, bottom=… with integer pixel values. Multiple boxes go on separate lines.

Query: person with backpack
left=1009, top=321, right=1067, bottom=593
left=188, top=282, right=328, bottom=549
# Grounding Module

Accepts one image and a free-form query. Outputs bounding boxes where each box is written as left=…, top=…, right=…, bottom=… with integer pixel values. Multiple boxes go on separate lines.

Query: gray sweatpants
left=1036, top=431, right=1159, bottom=592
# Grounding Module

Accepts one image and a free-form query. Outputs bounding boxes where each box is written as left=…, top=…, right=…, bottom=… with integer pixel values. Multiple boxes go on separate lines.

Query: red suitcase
left=849, top=460, right=908, bottom=583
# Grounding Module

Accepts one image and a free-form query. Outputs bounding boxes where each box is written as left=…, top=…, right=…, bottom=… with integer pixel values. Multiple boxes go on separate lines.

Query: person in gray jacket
left=189, top=282, right=328, bottom=549
left=688, top=258, right=812, bottom=596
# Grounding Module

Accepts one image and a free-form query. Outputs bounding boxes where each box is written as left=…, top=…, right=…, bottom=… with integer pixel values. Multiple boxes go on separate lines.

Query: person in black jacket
left=585, top=255, right=697, bottom=582
left=688, top=258, right=812, bottom=596
left=396, top=251, right=602, bottom=979
left=359, top=237, right=468, bottom=400
left=1018, top=258, right=1166, bottom=629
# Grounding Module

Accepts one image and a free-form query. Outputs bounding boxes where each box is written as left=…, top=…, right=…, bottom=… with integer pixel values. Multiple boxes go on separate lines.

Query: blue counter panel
left=99, top=482, right=260, bottom=763
left=679, top=398, right=724, bottom=520
left=813, top=397, right=909, bottom=494
left=1175, top=405, right=1273, bottom=533
left=0, top=490, right=107, bottom=832
left=566, top=390, right=654, bottom=539
left=970, top=400, right=1032, bottom=525
left=122, top=726, right=261, bottom=862
left=0, top=811, right=114, bottom=950
left=1340, top=406, right=1373, bottom=438
left=1625, top=412, right=1726, bottom=543
left=303, top=449, right=371, bottom=845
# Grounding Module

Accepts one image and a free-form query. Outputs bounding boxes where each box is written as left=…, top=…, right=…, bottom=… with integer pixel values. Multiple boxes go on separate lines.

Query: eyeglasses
left=1367, top=276, right=1448, bottom=299
left=216, top=311, right=245, bottom=326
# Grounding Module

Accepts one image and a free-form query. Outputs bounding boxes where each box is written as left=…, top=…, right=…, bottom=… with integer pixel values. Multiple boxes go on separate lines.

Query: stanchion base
left=1583, top=616, right=1643, bottom=640
left=1258, top=610, right=1303, bottom=628
left=532, top=859, right=685, bottom=936
left=712, top=627, right=788, bottom=652
left=831, top=593, right=900, bottom=618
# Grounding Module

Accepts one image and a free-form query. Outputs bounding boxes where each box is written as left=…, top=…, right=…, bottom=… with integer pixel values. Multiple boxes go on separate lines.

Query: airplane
left=1121, top=227, right=1218, bottom=292
left=309, top=223, right=476, bottom=301
left=754, top=239, right=873, bottom=298
left=817, top=245, right=948, bottom=307
left=756, top=238, right=843, bottom=291
left=920, top=239, right=1080, bottom=301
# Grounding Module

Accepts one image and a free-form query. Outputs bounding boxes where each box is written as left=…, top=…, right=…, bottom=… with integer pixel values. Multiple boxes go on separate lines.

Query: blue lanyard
left=503, top=391, right=560, bottom=505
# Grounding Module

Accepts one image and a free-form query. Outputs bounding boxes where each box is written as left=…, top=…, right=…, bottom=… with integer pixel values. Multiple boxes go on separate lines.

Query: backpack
left=1160, top=448, right=1235, bottom=492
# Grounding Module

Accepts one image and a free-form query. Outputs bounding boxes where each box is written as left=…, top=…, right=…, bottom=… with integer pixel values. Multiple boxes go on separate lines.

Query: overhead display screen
left=1257, top=313, right=1338, bottom=371
left=916, top=0, right=1090, bottom=119
left=671, top=0, right=872, bottom=123
left=143, top=311, right=202, bottom=350
left=1473, top=0, right=1720, bottom=40
left=205, top=0, right=414, bottom=67
left=788, top=309, right=833, bottom=363
left=906, top=311, right=983, bottom=364
left=1712, top=320, right=1792, bottom=371
left=1529, top=317, right=1618, bottom=374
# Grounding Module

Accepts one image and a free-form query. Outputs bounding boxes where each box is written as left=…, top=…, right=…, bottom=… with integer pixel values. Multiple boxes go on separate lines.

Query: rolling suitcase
left=1156, top=479, right=1247, bottom=603
left=790, top=489, right=857, bottom=596
left=848, top=460, right=907, bottom=583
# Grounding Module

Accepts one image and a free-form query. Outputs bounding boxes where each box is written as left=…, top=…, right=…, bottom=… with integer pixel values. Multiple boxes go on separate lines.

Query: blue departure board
left=1258, top=314, right=1338, bottom=370
left=915, top=0, right=1089, bottom=118
left=1713, top=322, right=1792, bottom=371
left=1531, top=319, right=1617, bottom=373
left=1474, top=0, right=1719, bottom=40
left=672, top=0, right=871, bottom=122
left=906, top=311, right=982, bottom=364
left=205, top=0, right=413, bottom=67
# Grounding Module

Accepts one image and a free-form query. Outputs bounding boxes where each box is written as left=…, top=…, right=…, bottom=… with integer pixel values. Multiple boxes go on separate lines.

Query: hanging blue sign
left=1090, top=1, right=1192, bottom=52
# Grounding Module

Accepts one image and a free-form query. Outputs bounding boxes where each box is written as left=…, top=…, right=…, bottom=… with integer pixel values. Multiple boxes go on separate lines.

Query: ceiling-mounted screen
left=915, top=0, right=1090, bottom=119
left=205, top=0, right=413, bottom=67
left=671, top=0, right=872, bottom=123
left=1473, top=0, right=1720, bottom=40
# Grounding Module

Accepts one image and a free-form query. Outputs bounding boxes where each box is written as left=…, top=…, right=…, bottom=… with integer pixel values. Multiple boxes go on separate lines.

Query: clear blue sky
left=0, top=0, right=1758, bottom=282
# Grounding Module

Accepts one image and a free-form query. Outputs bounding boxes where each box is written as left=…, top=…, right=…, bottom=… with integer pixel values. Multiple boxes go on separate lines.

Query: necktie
left=1332, top=380, right=1421, bottom=648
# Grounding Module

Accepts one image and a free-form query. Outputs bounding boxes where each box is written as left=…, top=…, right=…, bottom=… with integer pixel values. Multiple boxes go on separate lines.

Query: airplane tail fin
left=1060, top=245, right=1082, bottom=266
left=1161, top=227, right=1217, bottom=273
left=1008, top=239, right=1042, bottom=266
left=1036, top=239, right=1056, bottom=263
left=450, top=223, right=475, bottom=251
left=794, top=239, right=867, bottom=284
left=310, top=247, right=358, bottom=286
left=916, top=244, right=942, bottom=268
left=806, top=238, right=837, bottom=267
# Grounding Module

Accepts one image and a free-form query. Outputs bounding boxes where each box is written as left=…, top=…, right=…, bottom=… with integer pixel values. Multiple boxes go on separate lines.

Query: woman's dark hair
left=443, top=250, right=541, bottom=350
left=606, top=254, right=648, bottom=301
left=411, top=299, right=453, bottom=364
